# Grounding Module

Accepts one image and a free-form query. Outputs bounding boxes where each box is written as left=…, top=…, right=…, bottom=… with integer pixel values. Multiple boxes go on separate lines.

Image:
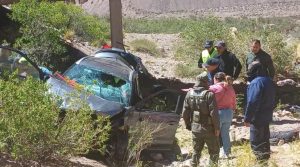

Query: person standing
left=209, top=72, right=236, bottom=159
left=182, top=72, right=220, bottom=167
left=246, top=39, right=275, bottom=79
left=244, top=62, right=276, bottom=162
left=215, top=41, right=242, bottom=80
left=198, top=40, right=218, bottom=68
left=203, top=58, right=222, bottom=85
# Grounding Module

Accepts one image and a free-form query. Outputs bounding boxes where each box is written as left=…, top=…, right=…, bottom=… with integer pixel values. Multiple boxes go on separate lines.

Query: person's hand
left=186, top=124, right=191, bottom=131
left=181, top=88, right=192, bottom=92
left=215, top=130, right=220, bottom=136
left=244, top=122, right=250, bottom=127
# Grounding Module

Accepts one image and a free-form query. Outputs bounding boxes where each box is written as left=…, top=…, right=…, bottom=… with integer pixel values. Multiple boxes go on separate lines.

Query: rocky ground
left=124, top=33, right=194, bottom=82
left=0, top=153, right=107, bottom=167
left=122, top=33, right=300, bottom=167
left=167, top=111, right=300, bottom=167
left=77, top=0, right=300, bottom=18
left=1, top=32, right=299, bottom=167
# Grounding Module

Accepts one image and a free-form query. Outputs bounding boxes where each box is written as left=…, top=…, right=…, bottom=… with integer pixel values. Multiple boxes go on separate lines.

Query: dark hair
left=252, top=39, right=261, bottom=45
left=214, top=72, right=233, bottom=85
left=247, top=62, right=266, bottom=81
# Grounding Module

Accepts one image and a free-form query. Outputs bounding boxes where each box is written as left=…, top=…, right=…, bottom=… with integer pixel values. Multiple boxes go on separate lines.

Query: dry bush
left=123, top=120, right=165, bottom=167
left=130, top=39, right=162, bottom=57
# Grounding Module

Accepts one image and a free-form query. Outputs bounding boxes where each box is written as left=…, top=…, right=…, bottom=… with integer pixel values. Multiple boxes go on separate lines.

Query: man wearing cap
left=246, top=39, right=275, bottom=79
left=198, top=40, right=218, bottom=68
left=203, top=58, right=222, bottom=85
left=244, top=62, right=275, bottom=162
left=215, top=41, right=242, bottom=80
left=182, top=72, right=220, bottom=167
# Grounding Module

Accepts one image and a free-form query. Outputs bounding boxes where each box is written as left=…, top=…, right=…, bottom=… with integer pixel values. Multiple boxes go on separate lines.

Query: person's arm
left=198, top=52, right=203, bottom=68
left=233, top=54, right=242, bottom=80
left=208, top=85, right=218, bottom=93
left=207, top=92, right=220, bottom=133
left=266, top=54, right=275, bottom=79
left=182, top=92, right=192, bottom=130
left=244, top=82, right=263, bottom=123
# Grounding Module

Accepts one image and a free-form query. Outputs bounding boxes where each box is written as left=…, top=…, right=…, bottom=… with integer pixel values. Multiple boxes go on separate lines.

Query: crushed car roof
left=78, top=55, right=134, bottom=81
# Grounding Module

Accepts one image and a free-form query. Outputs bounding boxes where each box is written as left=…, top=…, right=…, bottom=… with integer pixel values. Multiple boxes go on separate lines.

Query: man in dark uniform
left=203, top=58, right=222, bottom=85
left=215, top=41, right=242, bottom=80
left=244, top=62, right=276, bottom=162
left=246, top=39, right=275, bottom=79
left=182, top=72, right=220, bottom=167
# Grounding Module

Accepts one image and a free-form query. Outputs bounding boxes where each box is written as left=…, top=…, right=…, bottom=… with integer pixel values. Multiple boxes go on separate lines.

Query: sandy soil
left=124, top=33, right=193, bottom=82
left=172, top=114, right=300, bottom=167
left=52, top=33, right=300, bottom=167
left=78, top=0, right=300, bottom=18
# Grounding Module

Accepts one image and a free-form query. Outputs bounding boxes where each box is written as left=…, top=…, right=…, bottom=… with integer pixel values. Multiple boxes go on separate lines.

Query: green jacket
left=246, top=49, right=275, bottom=78
left=182, top=87, right=220, bottom=133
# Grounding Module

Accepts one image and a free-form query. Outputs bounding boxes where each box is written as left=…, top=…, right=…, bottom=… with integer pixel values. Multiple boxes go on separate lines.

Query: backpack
left=189, top=90, right=211, bottom=125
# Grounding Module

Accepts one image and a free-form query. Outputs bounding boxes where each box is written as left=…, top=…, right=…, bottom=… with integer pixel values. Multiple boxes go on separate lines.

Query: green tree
left=10, top=0, right=109, bottom=67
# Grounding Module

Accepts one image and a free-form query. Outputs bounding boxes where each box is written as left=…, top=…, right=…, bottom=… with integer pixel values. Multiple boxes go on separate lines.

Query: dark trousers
left=192, top=131, right=219, bottom=167
left=250, top=124, right=271, bottom=161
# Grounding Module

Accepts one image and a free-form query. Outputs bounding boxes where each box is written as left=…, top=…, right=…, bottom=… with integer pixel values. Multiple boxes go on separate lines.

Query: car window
left=0, top=48, right=39, bottom=78
left=138, top=92, right=181, bottom=113
left=64, top=64, right=132, bottom=106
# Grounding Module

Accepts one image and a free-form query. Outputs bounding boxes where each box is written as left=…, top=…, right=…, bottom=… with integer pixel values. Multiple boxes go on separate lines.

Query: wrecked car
left=0, top=45, right=185, bottom=158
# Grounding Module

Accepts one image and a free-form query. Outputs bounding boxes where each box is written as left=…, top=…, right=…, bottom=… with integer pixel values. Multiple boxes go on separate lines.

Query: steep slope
left=78, top=0, right=300, bottom=18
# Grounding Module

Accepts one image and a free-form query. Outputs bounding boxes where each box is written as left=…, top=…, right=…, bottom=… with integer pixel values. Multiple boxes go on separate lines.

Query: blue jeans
left=219, top=109, right=233, bottom=155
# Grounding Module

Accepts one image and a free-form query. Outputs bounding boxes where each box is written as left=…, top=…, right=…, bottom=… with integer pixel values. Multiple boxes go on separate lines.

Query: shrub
left=236, top=94, right=245, bottom=115
left=232, top=143, right=257, bottom=167
left=10, top=0, right=109, bottom=67
left=125, top=120, right=164, bottom=166
left=175, top=63, right=203, bottom=78
left=0, top=76, right=110, bottom=160
left=130, top=39, right=161, bottom=57
left=124, top=18, right=195, bottom=34
left=174, top=45, right=203, bottom=78
left=175, top=16, right=296, bottom=78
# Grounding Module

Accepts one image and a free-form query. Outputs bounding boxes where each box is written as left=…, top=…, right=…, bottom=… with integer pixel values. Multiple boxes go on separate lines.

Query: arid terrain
left=1, top=0, right=300, bottom=166
left=77, top=0, right=300, bottom=18
left=67, top=32, right=300, bottom=167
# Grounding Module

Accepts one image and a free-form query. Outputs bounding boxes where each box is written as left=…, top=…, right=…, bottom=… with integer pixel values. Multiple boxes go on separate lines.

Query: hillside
left=78, top=0, right=300, bottom=18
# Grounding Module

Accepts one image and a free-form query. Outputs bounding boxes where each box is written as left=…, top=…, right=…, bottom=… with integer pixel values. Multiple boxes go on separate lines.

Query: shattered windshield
left=64, top=63, right=132, bottom=106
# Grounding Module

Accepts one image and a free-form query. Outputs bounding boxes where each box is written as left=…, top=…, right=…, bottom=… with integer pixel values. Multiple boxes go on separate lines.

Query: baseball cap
left=204, top=40, right=214, bottom=48
left=215, top=41, right=226, bottom=48
left=202, top=58, right=220, bottom=68
left=194, top=72, right=209, bottom=88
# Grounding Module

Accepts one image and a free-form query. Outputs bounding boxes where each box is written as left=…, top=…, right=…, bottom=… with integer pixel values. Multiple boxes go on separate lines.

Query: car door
left=125, top=89, right=185, bottom=146
left=0, top=46, right=43, bottom=79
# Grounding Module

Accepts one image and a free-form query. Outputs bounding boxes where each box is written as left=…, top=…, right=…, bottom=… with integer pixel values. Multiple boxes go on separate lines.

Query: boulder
left=277, top=79, right=297, bottom=86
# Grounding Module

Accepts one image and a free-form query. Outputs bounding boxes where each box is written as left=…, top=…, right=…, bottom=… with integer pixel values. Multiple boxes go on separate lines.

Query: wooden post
left=109, top=0, right=123, bottom=49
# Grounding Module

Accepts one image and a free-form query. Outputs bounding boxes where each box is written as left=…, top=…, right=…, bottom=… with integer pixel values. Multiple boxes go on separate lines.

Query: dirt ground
left=0, top=153, right=107, bottom=167
left=124, top=33, right=194, bottom=82
left=170, top=114, right=300, bottom=167
left=122, top=33, right=300, bottom=167
left=78, top=0, right=300, bottom=18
